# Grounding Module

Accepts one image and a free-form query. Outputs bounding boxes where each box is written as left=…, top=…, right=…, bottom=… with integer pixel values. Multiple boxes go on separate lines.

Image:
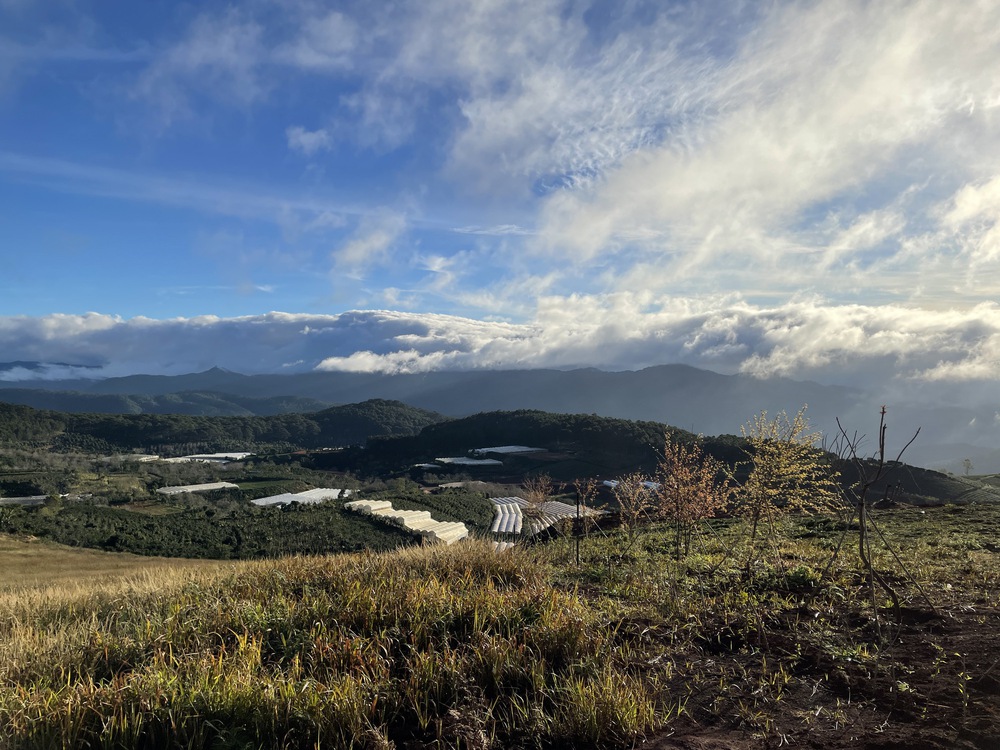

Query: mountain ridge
left=1, top=363, right=996, bottom=472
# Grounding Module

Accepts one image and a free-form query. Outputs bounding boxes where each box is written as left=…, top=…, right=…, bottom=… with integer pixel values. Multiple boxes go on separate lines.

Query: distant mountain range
left=1, top=361, right=997, bottom=473
left=0, top=388, right=328, bottom=417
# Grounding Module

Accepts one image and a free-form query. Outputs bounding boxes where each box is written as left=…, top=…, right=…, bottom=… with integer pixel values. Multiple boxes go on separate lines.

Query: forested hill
left=0, top=399, right=447, bottom=454
left=8, top=365, right=1000, bottom=474
left=1, top=399, right=992, bottom=507
left=313, top=409, right=999, bottom=507
left=319, top=409, right=747, bottom=475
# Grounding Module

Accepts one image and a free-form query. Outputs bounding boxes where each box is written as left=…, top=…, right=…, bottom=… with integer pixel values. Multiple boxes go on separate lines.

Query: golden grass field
left=0, top=533, right=226, bottom=591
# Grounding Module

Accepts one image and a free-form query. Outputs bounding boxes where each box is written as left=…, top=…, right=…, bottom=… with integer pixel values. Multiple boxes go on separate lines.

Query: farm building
left=0, top=495, right=48, bottom=506
left=603, top=479, right=660, bottom=490
left=491, top=496, right=606, bottom=538
left=435, top=457, right=503, bottom=466
left=156, top=482, right=239, bottom=496
left=345, top=499, right=468, bottom=544
left=161, top=452, right=253, bottom=464
left=251, top=488, right=352, bottom=507
left=472, top=445, right=544, bottom=455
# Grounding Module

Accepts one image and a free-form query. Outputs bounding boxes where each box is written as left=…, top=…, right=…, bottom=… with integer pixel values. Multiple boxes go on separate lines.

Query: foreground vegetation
left=1, top=504, right=997, bottom=749
left=0, top=543, right=657, bottom=749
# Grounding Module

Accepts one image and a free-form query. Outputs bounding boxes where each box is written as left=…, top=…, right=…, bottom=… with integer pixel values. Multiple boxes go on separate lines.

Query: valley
left=0, top=397, right=998, bottom=748
left=4, top=362, right=999, bottom=474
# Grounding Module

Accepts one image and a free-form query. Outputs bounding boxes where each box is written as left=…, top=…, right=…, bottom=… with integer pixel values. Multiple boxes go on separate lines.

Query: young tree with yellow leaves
left=655, top=433, right=731, bottom=560
left=520, top=473, right=554, bottom=533
left=737, top=407, right=840, bottom=569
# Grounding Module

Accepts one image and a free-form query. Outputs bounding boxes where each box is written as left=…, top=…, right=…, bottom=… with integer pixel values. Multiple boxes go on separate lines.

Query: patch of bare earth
left=643, top=605, right=1000, bottom=750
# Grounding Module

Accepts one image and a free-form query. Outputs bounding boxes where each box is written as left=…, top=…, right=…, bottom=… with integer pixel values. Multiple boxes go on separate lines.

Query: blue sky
left=2, top=0, right=1000, bottom=389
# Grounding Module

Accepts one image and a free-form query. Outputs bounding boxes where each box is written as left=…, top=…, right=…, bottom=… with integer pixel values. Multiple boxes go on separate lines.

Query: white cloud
left=452, top=225, right=534, bottom=236
left=532, top=1, right=1000, bottom=299
left=0, top=364, right=104, bottom=382
left=286, top=125, right=332, bottom=156
left=137, top=0, right=989, bottom=311
left=7, top=0, right=1000, bottom=370
left=333, top=211, right=407, bottom=274
left=28, top=1, right=1000, bottom=314
left=316, top=349, right=453, bottom=375
left=0, top=151, right=362, bottom=229
left=944, top=175, right=1000, bottom=227
left=273, top=10, right=357, bottom=71
left=819, top=209, right=908, bottom=272
left=940, top=174, right=1000, bottom=269
left=128, top=5, right=356, bottom=129
left=2, top=300, right=999, bottom=396
left=133, top=8, right=267, bottom=127
left=338, top=87, right=418, bottom=150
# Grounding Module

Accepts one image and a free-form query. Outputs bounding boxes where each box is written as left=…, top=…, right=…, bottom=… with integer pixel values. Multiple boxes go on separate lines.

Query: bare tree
left=833, top=406, right=931, bottom=636
left=612, top=472, right=657, bottom=552
left=572, top=477, right=601, bottom=565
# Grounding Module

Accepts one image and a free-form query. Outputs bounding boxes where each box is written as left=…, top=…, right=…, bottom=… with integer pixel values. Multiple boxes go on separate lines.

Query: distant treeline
left=0, top=399, right=446, bottom=455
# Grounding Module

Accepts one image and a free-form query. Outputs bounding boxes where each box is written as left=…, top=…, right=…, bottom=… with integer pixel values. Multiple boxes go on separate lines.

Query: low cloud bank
left=0, top=300, right=997, bottom=404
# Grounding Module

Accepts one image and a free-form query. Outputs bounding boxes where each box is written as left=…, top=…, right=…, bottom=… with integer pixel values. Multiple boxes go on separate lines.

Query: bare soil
left=646, top=604, right=1000, bottom=750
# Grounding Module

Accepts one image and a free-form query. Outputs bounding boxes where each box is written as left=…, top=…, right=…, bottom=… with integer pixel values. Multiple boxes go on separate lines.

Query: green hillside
left=0, top=498, right=416, bottom=559
left=2, top=400, right=998, bottom=508
left=0, top=399, right=447, bottom=455
left=316, top=409, right=753, bottom=478
left=313, top=409, right=1000, bottom=508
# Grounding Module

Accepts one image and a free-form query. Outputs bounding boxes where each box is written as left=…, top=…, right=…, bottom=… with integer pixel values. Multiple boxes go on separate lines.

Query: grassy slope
left=1, top=505, right=997, bottom=749
left=0, top=533, right=227, bottom=590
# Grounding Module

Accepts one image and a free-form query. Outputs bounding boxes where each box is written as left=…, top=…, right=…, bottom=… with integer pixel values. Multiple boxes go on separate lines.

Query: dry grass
left=0, top=533, right=224, bottom=591
left=0, top=506, right=997, bottom=749
left=0, top=540, right=663, bottom=749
